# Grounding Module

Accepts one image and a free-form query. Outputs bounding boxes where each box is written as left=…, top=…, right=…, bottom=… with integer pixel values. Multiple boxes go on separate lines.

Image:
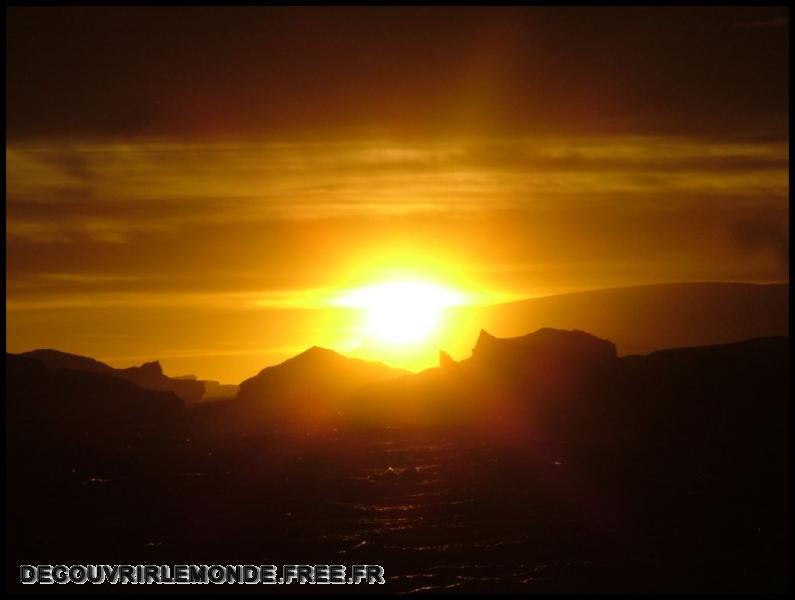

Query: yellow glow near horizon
left=335, top=281, right=469, bottom=345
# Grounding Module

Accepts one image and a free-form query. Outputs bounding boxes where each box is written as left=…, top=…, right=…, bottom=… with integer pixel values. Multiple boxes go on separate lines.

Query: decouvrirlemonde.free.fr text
left=20, top=564, right=385, bottom=585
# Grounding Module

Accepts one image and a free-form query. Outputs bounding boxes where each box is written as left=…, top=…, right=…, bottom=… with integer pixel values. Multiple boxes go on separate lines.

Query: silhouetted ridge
left=355, top=330, right=787, bottom=446
left=287, top=345, right=349, bottom=365
left=439, top=350, right=457, bottom=369
left=233, top=347, right=407, bottom=429
left=20, top=348, right=113, bottom=374
left=469, top=329, right=617, bottom=387
left=127, top=360, right=163, bottom=376
left=477, top=282, right=788, bottom=355
left=473, top=328, right=617, bottom=365
left=6, top=353, right=183, bottom=445
left=17, top=349, right=204, bottom=403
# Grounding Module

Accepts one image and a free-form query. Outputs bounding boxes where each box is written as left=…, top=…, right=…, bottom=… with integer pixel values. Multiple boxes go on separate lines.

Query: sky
left=6, top=7, right=789, bottom=382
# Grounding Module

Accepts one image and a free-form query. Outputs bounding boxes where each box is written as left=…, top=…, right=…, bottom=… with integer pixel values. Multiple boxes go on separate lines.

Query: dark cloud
left=6, top=6, right=789, bottom=141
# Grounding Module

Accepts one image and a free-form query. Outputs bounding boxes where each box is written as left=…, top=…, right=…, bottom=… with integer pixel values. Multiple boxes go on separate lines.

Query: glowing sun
left=336, top=281, right=467, bottom=345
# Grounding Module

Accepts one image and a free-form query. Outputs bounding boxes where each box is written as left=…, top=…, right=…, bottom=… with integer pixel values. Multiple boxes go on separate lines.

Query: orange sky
left=6, top=8, right=789, bottom=382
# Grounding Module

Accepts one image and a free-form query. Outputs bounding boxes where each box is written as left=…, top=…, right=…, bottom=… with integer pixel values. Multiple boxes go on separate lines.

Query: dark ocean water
left=7, top=426, right=788, bottom=593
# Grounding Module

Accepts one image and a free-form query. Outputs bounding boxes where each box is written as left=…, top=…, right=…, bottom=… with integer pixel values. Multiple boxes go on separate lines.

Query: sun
left=335, top=281, right=467, bottom=345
